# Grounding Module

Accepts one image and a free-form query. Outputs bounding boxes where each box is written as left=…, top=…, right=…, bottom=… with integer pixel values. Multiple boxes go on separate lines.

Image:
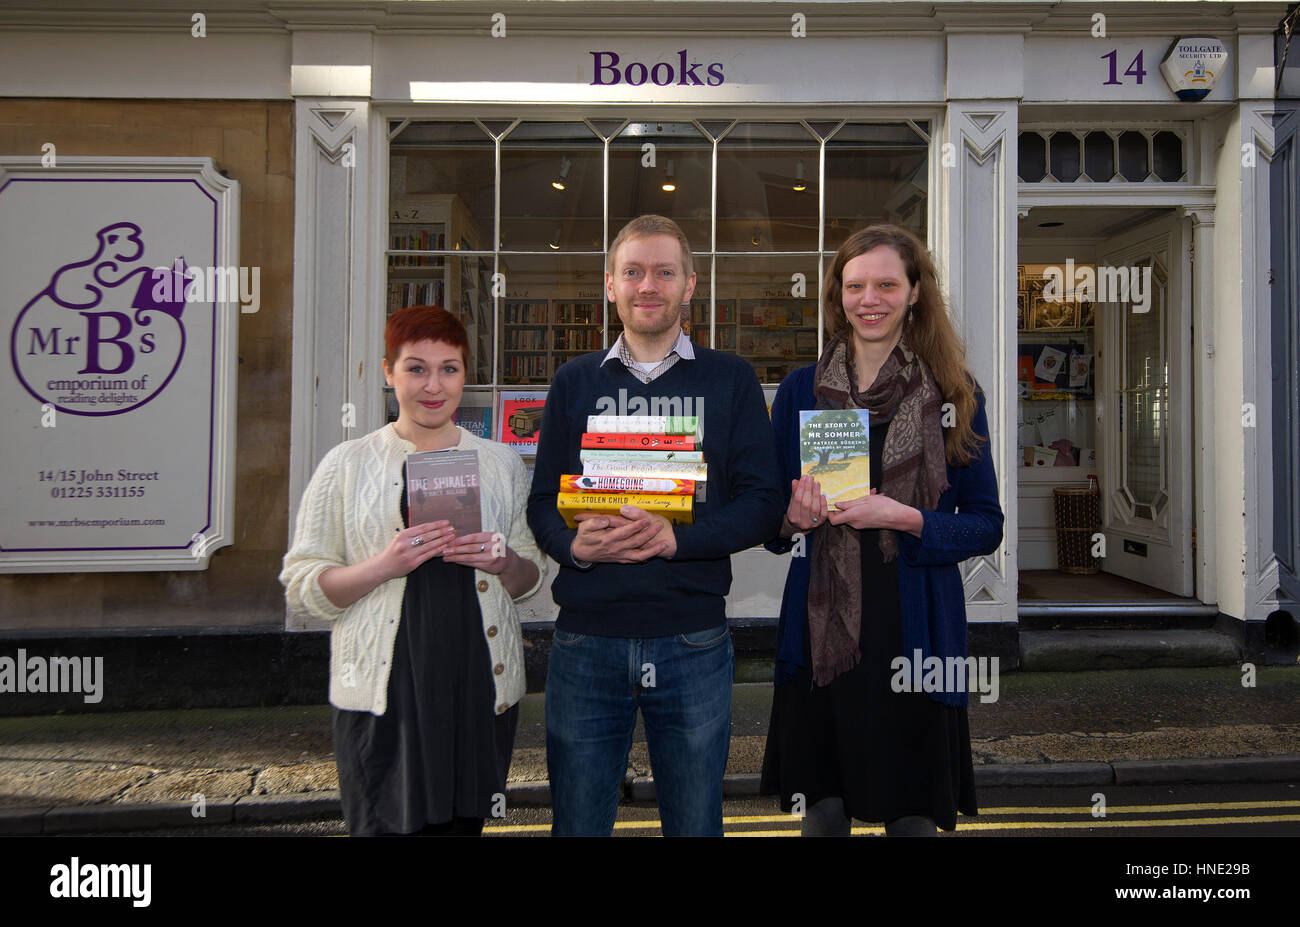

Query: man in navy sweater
left=527, top=215, right=784, bottom=836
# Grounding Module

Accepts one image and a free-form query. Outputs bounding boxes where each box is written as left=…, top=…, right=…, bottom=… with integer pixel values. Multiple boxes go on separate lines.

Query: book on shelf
left=556, top=491, right=693, bottom=528
left=452, top=405, right=492, bottom=440
left=389, top=230, right=446, bottom=267
left=496, top=391, right=548, bottom=454
left=406, top=449, right=482, bottom=537
left=387, top=280, right=446, bottom=315
left=560, top=474, right=695, bottom=495
left=580, top=432, right=696, bottom=451
left=799, top=409, right=871, bottom=506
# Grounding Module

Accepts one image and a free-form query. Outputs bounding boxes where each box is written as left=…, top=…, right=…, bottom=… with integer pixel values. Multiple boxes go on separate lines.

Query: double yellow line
left=482, top=800, right=1300, bottom=835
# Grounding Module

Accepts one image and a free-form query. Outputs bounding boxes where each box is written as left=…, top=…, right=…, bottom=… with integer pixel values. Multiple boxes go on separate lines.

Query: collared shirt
left=601, top=329, right=695, bottom=384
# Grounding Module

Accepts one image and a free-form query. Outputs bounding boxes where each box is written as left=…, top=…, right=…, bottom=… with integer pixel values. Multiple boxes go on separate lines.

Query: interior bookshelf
left=386, top=194, right=493, bottom=404
left=495, top=295, right=818, bottom=386
left=500, top=298, right=618, bottom=383
left=734, top=298, right=819, bottom=383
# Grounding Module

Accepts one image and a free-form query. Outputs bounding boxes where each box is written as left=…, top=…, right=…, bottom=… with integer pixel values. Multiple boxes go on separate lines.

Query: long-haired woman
left=760, top=225, right=1004, bottom=836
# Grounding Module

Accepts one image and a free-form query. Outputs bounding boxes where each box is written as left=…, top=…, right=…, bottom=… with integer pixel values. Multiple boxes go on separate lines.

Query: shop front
left=1, top=2, right=1294, bottom=707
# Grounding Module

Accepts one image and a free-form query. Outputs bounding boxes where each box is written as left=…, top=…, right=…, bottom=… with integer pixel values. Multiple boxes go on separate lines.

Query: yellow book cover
left=556, top=491, right=694, bottom=528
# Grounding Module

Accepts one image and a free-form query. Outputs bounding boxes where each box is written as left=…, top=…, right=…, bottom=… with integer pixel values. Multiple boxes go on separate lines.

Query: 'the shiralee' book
left=799, top=410, right=871, bottom=506
left=406, top=449, right=482, bottom=538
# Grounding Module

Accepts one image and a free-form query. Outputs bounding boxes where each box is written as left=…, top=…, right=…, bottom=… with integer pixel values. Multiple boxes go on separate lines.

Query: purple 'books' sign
left=0, top=157, right=239, bottom=573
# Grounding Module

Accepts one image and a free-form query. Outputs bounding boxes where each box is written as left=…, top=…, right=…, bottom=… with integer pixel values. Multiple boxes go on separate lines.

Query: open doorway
left=1016, top=206, right=1196, bottom=609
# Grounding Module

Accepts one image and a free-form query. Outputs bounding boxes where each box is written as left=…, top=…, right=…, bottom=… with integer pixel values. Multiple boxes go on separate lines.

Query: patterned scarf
left=805, top=330, right=949, bottom=686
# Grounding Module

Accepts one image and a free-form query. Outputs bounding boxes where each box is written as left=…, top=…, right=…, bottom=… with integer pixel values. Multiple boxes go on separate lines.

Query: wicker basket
left=1053, top=486, right=1101, bottom=574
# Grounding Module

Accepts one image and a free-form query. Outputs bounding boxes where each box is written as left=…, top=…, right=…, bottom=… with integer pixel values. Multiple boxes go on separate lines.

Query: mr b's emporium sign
left=0, top=157, right=238, bottom=572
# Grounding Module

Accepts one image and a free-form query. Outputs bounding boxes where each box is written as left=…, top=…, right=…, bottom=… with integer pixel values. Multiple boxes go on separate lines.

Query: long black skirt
left=760, top=530, right=977, bottom=831
left=332, top=488, right=517, bottom=836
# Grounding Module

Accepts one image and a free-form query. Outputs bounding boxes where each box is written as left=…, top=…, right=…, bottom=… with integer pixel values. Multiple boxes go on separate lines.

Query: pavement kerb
left=5, top=755, right=1300, bottom=834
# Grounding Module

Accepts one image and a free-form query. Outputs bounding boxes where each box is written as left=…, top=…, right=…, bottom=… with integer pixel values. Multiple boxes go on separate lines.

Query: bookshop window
left=386, top=117, right=930, bottom=396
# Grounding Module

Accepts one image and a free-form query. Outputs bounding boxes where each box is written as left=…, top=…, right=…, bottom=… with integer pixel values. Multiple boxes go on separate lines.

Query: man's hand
left=570, top=507, right=671, bottom=564
left=617, top=505, right=677, bottom=559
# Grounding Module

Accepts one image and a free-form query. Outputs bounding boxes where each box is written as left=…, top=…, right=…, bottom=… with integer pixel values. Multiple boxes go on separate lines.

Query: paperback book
left=577, top=448, right=703, bottom=463
left=560, top=474, right=695, bottom=495
left=799, top=410, right=871, bottom=506
left=586, top=415, right=698, bottom=437
left=581, top=432, right=697, bottom=451
left=406, top=449, right=482, bottom=537
left=580, top=458, right=708, bottom=481
left=556, top=491, right=693, bottom=528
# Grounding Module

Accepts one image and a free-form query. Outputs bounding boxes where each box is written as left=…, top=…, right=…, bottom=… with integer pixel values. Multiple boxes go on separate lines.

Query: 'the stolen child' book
left=406, top=449, right=482, bottom=538
left=799, top=410, right=871, bottom=506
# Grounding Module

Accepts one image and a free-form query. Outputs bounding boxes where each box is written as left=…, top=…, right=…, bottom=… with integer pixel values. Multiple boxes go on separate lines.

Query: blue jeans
left=545, top=623, right=734, bottom=836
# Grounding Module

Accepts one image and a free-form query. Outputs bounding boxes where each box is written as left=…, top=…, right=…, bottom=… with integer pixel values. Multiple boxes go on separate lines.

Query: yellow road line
left=485, top=812, right=1300, bottom=835
left=978, top=800, right=1300, bottom=815
left=893, top=814, right=1300, bottom=831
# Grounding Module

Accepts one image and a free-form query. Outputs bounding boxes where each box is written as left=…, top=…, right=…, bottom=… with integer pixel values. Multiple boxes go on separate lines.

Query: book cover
left=581, top=432, right=697, bottom=451
left=497, top=390, right=548, bottom=455
left=406, top=449, right=482, bottom=537
left=556, top=491, right=693, bottom=528
left=586, top=415, right=698, bottom=436
left=582, top=459, right=708, bottom=481
left=578, top=448, right=703, bottom=463
left=453, top=405, right=493, bottom=440
left=799, top=409, right=871, bottom=506
left=560, top=474, right=694, bottom=495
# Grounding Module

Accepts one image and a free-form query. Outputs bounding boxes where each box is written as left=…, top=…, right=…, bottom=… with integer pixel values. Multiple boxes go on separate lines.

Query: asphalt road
left=70, top=781, right=1300, bottom=837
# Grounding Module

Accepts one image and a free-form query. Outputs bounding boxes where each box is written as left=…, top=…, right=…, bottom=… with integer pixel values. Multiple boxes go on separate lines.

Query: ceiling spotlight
left=793, top=160, right=807, bottom=192
left=662, top=159, right=676, bottom=193
left=549, top=225, right=562, bottom=250
left=552, top=156, right=571, bottom=191
left=751, top=225, right=761, bottom=246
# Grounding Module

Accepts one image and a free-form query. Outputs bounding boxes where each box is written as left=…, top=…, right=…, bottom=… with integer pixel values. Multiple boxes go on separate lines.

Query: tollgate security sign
left=0, top=157, right=238, bottom=572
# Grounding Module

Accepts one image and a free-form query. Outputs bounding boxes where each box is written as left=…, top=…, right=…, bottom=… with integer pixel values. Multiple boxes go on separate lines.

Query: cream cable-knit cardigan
left=280, top=423, right=547, bottom=716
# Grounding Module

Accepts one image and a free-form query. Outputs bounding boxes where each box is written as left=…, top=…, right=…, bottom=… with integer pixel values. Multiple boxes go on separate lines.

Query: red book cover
left=580, top=432, right=697, bottom=451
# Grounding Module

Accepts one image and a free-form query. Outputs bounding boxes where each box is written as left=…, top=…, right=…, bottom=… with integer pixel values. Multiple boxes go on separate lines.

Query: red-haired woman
left=760, top=226, right=1004, bottom=836
left=281, top=305, right=546, bottom=836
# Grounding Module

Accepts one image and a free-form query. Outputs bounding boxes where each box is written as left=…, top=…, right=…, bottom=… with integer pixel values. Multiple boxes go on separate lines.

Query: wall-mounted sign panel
left=1160, top=37, right=1229, bottom=101
left=0, top=157, right=238, bottom=572
left=1024, top=36, right=1235, bottom=103
left=375, top=35, right=946, bottom=104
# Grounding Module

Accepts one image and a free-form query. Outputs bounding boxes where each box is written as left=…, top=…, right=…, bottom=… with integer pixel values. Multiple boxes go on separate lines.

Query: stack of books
left=556, top=415, right=705, bottom=528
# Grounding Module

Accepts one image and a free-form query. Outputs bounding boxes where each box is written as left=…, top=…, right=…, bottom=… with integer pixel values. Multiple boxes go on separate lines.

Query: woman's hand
left=827, top=490, right=924, bottom=536
left=442, top=530, right=510, bottom=574
left=444, top=530, right=542, bottom=599
left=782, top=475, right=828, bottom=537
left=379, top=520, right=456, bottom=579
left=318, top=520, right=454, bottom=609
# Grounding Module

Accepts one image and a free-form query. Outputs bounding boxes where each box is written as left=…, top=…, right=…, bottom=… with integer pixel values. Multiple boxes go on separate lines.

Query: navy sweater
left=526, top=346, right=784, bottom=637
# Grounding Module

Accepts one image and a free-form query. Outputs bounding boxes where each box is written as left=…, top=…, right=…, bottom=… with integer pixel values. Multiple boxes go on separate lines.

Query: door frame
left=1097, top=213, right=1193, bottom=596
left=1017, top=186, right=1215, bottom=605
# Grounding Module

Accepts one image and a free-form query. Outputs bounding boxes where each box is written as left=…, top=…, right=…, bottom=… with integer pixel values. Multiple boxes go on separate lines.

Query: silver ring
left=479, top=543, right=485, bottom=552
left=811, top=516, right=819, bottom=524
left=411, top=536, right=424, bottom=547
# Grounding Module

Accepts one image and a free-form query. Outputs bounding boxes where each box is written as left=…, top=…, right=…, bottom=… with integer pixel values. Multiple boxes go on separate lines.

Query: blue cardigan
left=765, top=364, right=1004, bottom=707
